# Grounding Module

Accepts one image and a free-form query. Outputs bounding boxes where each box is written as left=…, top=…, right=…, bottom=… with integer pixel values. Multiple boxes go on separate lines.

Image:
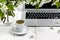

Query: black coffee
left=16, top=20, right=24, bottom=24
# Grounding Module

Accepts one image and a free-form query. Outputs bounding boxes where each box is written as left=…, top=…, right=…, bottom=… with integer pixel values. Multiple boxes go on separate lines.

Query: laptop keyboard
left=26, top=12, right=60, bottom=19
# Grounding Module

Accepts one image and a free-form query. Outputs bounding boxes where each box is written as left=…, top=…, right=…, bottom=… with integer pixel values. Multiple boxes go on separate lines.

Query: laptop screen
left=25, top=0, right=60, bottom=19
left=25, top=1, right=60, bottom=9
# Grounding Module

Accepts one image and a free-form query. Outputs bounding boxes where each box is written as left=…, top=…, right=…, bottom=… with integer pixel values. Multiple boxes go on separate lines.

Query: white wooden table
left=0, top=25, right=60, bottom=40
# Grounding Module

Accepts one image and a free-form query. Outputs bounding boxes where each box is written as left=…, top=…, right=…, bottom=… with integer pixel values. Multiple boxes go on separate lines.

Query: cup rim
left=16, top=20, right=24, bottom=24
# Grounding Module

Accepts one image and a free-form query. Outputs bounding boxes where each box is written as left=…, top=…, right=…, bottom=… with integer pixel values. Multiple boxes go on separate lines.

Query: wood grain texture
left=36, top=27, right=60, bottom=40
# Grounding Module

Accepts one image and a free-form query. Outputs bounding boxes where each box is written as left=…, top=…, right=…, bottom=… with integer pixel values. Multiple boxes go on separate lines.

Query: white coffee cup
left=15, top=20, right=25, bottom=32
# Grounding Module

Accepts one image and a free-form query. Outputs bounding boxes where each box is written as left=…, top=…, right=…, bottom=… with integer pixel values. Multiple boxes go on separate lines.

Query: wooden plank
left=0, top=27, right=36, bottom=40
left=36, top=27, right=59, bottom=40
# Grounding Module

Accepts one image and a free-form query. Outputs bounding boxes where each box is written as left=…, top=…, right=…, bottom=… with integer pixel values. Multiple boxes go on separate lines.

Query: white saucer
left=10, top=24, right=28, bottom=36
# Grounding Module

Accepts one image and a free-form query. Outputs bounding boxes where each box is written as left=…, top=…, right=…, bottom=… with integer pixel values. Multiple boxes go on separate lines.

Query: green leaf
left=31, top=0, right=37, bottom=3
left=19, top=0, right=24, bottom=2
left=7, top=10, right=15, bottom=17
left=53, top=0, right=56, bottom=2
left=14, top=1, right=18, bottom=7
left=39, top=0, right=42, bottom=3
left=56, top=2, right=60, bottom=9
left=0, top=0, right=6, bottom=3
left=0, top=5, right=3, bottom=8
left=6, top=3, right=14, bottom=10
left=35, top=3, right=39, bottom=10
left=7, top=11, right=11, bottom=16
left=12, top=12, right=15, bottom=17
left=0, top=10, right=4, bottom=19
